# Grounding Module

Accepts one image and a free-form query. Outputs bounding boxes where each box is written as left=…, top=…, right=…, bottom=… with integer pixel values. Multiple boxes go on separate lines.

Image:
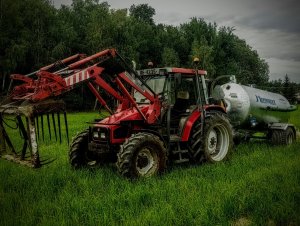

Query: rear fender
left=181, top=110, right=201, bottom=142
left=180, top=106, right=226, bottom=142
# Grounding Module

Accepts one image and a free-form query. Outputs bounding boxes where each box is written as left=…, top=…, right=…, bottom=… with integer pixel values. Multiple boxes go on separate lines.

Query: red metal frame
left=181, top=105, right=226, bottom=142
left=171, top=68, right=207, bottom=75
left=8, top=48, right=160, bottom=125
left=6, top=48, right=225, bottom=151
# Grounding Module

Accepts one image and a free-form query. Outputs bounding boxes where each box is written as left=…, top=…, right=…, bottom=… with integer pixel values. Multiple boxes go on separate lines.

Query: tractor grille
left=88, top=141, right=110, bottom=154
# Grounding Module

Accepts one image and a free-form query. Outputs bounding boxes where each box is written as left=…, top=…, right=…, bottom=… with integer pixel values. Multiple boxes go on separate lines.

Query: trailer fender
left=268, top=123, right=295, bottom=132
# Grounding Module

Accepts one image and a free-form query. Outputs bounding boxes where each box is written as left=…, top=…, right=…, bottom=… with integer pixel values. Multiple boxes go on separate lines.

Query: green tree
left=266, top=79, right=283, bottom=93
left=283, top=74, right=290, bottom=99
left=129, top=4, right=155, bottom=25
left=0, top=0, right=57, bottom=93
left=190, top=39, right=215, bottom=77
left=283, top=74, right=297, bottom=103
left=214, top=26, right=269, bottom=84
left=161, top=47, right=180, bottom=66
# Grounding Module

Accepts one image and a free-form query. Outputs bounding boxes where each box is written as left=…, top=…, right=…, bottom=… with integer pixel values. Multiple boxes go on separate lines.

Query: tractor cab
left=136, top=67, right=209, bottom=134
left=136, top=67, right=208, bottom=103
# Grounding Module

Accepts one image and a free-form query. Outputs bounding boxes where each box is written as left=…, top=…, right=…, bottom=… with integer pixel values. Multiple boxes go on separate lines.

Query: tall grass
left=0, top=109, right=299, bottom=225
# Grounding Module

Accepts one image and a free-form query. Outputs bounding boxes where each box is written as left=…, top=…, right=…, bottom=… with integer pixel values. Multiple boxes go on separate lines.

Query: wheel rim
left=287, top=132, right=294, bottom=145
left=207, top=124, right=230, bottom=161
left=136, top=148, right=158, bottom=176
left=207, top=129, right=218, bottom=154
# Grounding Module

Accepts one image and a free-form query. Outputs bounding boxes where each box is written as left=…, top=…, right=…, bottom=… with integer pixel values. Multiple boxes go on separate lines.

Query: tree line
left=1, top=0, right=297, bottom=108
left=261, top=75, right=300, bottom=104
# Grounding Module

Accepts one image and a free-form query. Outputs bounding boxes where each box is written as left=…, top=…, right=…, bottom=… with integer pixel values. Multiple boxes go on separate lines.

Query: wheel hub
left=208, top=129, right=218, bottom=154
left=137, top=155, right=149, bottom=168
left=136, top=148, right=158, bottom=176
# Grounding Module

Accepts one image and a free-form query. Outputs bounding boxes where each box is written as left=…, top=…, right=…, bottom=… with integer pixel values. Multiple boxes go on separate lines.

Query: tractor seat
left=172, top=91, right=190, bottom=113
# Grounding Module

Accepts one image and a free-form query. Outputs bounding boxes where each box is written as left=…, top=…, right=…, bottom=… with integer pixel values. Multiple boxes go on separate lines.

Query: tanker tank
left=212, top=79, right=297, bottom=130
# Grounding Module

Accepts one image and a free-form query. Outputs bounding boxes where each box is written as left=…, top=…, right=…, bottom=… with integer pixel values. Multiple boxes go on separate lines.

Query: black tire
left=270, top=127, right=295, bottom=145
left=69, top=129, right=93, bottom=169
left=188, top=118, right=206, bottom=162
left=116, top=132, right=167, bottom=179
left=189, top=113, right=233, bottom=163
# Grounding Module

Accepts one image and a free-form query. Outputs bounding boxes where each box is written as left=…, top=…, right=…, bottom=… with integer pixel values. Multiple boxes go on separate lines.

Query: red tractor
left=0, top=49, right=233, bottom=178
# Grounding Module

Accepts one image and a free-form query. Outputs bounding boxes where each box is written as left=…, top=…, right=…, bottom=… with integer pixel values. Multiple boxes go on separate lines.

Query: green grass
left=289, top=106, right=300, bottom=129
left=0, top=109, right=300, bottom=226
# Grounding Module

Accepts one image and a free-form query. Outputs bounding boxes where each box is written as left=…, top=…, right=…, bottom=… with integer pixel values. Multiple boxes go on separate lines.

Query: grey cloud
left=237, top=11, right=300, bottom=34
left=277, top=53, right=300, bottom=62
left=235, top=0, right=300, bottom=33
left=53, top=0, right=71, bottom=7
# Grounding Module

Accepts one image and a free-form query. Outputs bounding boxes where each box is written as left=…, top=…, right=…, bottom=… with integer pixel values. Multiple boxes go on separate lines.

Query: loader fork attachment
left=0, top=99, right=68, bottom=168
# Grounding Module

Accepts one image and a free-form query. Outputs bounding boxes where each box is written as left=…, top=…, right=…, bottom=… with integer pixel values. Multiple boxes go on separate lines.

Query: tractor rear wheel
left=189, top=118, right=205, bottom=162
left=189, top=113, right=233, bottom=163
left=117, top=132, right=167, bottom=179
left=203, top=113, right=233, bottom=162
left=69, top=129, right=94, bottom=169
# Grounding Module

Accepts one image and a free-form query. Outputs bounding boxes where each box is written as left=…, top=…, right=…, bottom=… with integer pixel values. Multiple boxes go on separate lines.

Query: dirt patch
left=232, top=217, right=252, bottom=226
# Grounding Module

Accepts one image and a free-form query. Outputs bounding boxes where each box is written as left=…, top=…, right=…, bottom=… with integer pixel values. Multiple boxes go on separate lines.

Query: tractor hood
left=100, top=105, right=150, bottom=125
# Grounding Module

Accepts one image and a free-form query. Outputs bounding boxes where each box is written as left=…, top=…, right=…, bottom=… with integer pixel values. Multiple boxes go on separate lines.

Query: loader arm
left=0, top=48, right=160, bottom=168
left=8, top=48, right=156, bottom=109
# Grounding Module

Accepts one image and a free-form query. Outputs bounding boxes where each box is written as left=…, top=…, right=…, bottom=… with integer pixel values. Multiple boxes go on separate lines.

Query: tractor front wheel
left=117, top=132, right=167, bottom=179
left=69, top=129, right=94, bottom=169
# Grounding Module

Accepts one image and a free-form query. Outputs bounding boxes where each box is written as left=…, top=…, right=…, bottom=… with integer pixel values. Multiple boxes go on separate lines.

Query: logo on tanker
left=255, top=95, right=276, bottom=105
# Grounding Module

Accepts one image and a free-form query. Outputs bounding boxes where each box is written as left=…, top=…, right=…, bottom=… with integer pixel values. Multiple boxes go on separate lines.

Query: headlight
left=93, top=131, right=99, bottom=138
left=100, top=132, right=106, bottom=139
left=92, top=128, right=108, bottom=140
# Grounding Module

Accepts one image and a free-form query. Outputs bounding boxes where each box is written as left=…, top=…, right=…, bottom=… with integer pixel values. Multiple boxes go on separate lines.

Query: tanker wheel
left=286, top=127, right=296, bottom=145
left=270, top=127, right=295, bottom=145
left=117, top=132, right=167, bottom=179
left=189, top=113, right=233, bottom=163
left=69, top=129, right=94, bottom=169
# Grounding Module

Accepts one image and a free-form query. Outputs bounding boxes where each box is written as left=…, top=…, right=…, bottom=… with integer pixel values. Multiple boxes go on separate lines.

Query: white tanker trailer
left=212, top=76, right=297, bottom=145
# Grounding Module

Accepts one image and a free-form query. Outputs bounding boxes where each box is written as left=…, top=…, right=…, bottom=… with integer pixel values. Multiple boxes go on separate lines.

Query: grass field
left=0, top=109, right=300, bottom=226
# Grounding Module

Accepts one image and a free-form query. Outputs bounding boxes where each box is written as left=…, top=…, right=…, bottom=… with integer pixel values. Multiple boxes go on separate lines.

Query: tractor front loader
left=0, top=49, right=123, bottom=167
left=0, top=48, right=233, bottom=178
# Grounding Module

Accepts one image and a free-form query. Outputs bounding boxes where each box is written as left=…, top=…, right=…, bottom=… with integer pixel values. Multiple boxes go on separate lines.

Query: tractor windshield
left=133, top=73, right=199, bottom=106
left=134, top=76, right=166, bottom=103
left=169, top=76, right=197, bottom=106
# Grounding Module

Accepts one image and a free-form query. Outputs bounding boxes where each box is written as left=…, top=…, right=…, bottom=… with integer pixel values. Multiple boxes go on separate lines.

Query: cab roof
left=137, top=67, right=207, bottom=76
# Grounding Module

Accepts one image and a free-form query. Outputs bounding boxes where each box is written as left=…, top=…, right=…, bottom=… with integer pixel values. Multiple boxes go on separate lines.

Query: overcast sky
left=54, top=0, right=300, bottom=83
